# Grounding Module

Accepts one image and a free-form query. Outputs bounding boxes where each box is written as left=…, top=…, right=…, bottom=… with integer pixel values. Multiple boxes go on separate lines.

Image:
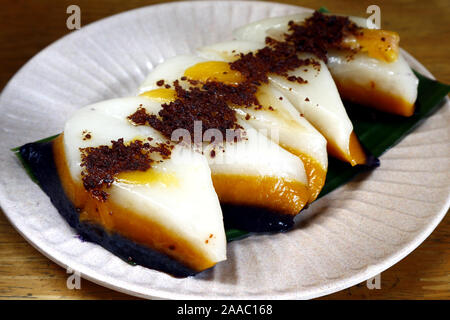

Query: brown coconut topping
left=230, top=39, right=317, bottom=85
left=80, top=138, right=173, bottom=201
left=284, top=11, right=362, bottom=63
left=128, top=80, right=243, bottom=143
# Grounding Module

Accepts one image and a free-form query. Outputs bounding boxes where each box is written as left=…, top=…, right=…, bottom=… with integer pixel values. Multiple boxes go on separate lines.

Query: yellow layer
left=139, top=88, right=176, bottom=103
left=116, top=170, right=179, bottom=187
left=253, top=85, right=326, bottom=201
left=355, top=29, right=400, bottom=63
left=334, top=77, right=415, bottom=117
left=343, top=28, right=400, bottom=62
left=282, top=147, right=327, bottom=203
left=184, top=61, right=245, bottom=85
left=53, top=135, right=215, bottom=272
left=327, top=131, right=367, bottom=166
left=212, top=174, right=310, bottom=216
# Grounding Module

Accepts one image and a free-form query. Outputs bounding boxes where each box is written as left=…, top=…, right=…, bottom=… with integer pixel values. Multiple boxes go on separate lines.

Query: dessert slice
left=138, top=55, right=311, bottom=231
left=205, top=119, right=310, bottom=232
left=188, top=46, right=328, bottom=201
left=197, top=40, right=366, bottom=166
left=233, top=11, right=419, bottom=117
left=21, top=96, right=226, bottom=277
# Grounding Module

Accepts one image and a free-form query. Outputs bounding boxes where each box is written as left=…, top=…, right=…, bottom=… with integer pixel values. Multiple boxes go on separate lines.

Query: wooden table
left=0, top=0, right=448, bottom=300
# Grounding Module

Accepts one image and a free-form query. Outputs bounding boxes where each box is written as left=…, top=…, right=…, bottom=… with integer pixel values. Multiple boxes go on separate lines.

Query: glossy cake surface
left=233, top=11, right=419, bottom=117
left=59, top=96, right=227, bottom=273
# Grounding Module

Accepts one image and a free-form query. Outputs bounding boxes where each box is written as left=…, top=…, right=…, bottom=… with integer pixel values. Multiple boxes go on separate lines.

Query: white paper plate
left=0, top=1, right=448, bottom=299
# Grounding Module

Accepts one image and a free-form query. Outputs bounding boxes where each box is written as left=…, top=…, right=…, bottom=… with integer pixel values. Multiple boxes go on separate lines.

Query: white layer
left=270, top=52, right=353, bottom=154
left=233, top=13, right=418, bottom=106
left=198, top=40, right=352, bottom=158
left=327, top=50, right=418, bottom=105
left=233, top=13, right=313, bottom=42
left=138, top=55, right=206, bottom=94
left=203, top=119, right=307, bottom=182
left=63, top=96, right=226, bottom=265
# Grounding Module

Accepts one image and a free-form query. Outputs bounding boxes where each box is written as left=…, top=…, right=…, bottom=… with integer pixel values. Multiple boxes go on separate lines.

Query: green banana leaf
left=11, top=134, right=60, bottom=184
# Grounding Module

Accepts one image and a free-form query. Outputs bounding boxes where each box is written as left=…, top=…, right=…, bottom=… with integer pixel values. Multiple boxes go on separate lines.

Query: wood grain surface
left=0, top=0, right=449, bottom=300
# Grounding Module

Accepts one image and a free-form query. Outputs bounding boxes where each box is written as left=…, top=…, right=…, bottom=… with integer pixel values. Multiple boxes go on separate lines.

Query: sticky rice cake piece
left=233, top=12, right=418, bottom=117
left=57, top=96, right=226, bottom=274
